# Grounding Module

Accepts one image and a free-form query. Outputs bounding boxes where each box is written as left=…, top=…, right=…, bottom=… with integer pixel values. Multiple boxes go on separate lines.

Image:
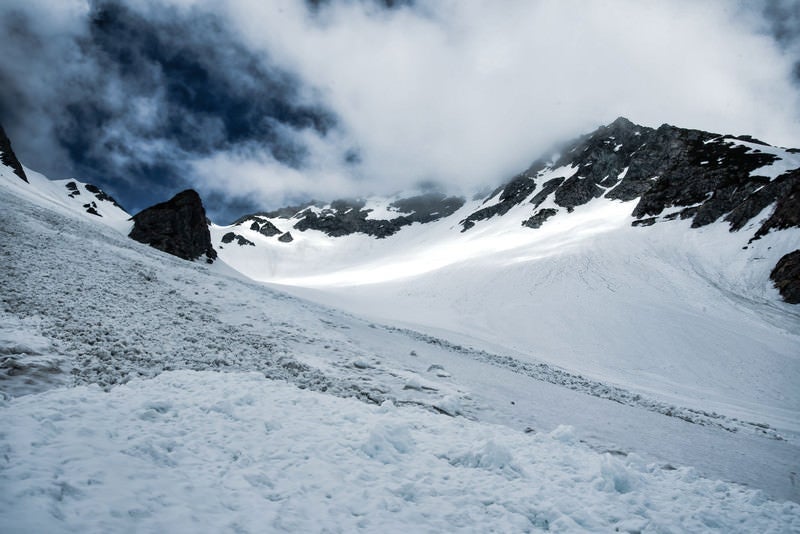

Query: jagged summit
left=459, top=117, right=798, bottom=237
left=608, top=116, right=637, bottom=129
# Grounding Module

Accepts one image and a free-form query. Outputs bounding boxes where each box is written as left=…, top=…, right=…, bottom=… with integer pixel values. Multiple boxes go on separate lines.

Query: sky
left=1, top=0, right=799, bottom=223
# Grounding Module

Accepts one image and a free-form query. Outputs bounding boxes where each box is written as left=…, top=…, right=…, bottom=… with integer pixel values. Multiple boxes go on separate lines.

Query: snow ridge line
left=379, top=324, right=785, bottom=440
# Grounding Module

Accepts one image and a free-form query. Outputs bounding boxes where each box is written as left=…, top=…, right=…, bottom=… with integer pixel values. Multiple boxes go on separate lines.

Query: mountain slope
left=211, top=119, right=800, bottom=444
left=0, top=162, right=131, bottom=234
left=2, top=127, right=800, bottom=529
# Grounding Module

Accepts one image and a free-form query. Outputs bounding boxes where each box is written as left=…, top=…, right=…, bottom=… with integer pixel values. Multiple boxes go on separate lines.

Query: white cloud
left=191, top=137, right=358, bottom=209
left=205, top=0, right=800, bottom=199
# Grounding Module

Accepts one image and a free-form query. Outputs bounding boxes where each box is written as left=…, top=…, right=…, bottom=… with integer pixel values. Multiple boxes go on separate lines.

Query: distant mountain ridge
left=228, top=117, right=799, bottom=243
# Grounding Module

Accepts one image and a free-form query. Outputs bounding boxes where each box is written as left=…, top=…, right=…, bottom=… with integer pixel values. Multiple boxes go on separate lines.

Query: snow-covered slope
left=0, top=160, right=132, bottom=234
left=259, top=202, right=800, bottom=435
left=5, top=371, right=800, bottom=533
left=2, top=160, right=800, bottom=530
left=212, top=121, right=800, bottom=445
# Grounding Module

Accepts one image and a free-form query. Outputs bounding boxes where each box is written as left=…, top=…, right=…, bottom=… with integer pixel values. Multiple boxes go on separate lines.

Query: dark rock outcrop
left=555, top=176, right=604, bottom=212
left=770, top=250, right=800, bottom=304
left=83, top=202, right=101, bottom=216
left=245, top=217, right=281, bottom=237
left=232, top=203, right=321, bottom=224
left=631, top=217, right=657, bottom=227
left=234, top=193, right=464, bottom=240
left=0, top=124, right=28, bottom=183
left=292, top=193, right=465, bottom=238
left=458, top=116, right=798, bottom=237
left=129, top=189, right=217, bottom=262
left=66, top=181, right=80, bottom=197
left=461, top=174, right=540, bottom=231
left=529, top=178, right=564, bottom=209
left=278, top=231, right=294, bottom=243
left=522, top=208, right=558, bottom=229
left=63, top=181, right=125, bottom=215
left=752, top=170, right=800, bottom=240
left=85, top=183, right=125, bottom=210
left=258, top=221, right=281, bottom=237
left=221, top=232, right=255, bottom=246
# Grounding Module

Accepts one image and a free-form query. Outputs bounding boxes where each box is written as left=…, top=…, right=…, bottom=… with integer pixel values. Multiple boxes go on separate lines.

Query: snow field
left=2, top=370, right=798, bottom=533
left=0, top=171, right=479, bottom=421
left=259, top=197, right=800, bottom=438
left=3, top=157, right=800, bottom=528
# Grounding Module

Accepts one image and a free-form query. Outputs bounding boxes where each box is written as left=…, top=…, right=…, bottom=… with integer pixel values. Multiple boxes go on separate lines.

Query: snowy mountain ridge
left=222, top=117, right=800, bottom=239
left=211, top=117, right=800, bottom=301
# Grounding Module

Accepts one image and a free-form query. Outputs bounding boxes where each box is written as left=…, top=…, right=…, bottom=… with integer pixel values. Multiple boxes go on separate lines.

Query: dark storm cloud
left=763, top=0, right=800, bottom=47
left=0, top=0, right=339, bottom=221
left=761, top=0, right=800, bottom=83
left=85, top=2, right=333, bottom=152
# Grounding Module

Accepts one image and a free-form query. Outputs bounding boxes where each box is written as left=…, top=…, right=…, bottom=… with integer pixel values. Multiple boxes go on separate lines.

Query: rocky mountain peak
left=129, top=189, right=217, bottom=262
left=0, top=124, right=29, bottom=183
left=459, top=117, right=798, bottom=239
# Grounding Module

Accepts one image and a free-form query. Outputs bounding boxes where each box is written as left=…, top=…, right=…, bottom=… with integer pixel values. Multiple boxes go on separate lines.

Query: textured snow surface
left=232, top=194, right=800, bottom=438
left=2, top=371, right=799, bottom=533
left=3, top=162, right=800, bottom=529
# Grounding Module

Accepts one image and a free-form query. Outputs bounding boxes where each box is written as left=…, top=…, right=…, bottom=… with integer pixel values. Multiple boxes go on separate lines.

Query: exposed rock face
left=221, top=232, right=255, bottom=246
left=83, top=202, right=101, bottom=216
left=530, top=178, right=563, bottom=209
left=292, top=193, right=465, bottom=238
left=278, top=231, right=294, bottom=243
left=85, top=183, right=125, bottom=210
left=522, top=208, right=557, bottom=229
left=62, top=181, right=126, bottom=217
left=129, top=190, right=217, bottom=262
left=458, top=116, right=799, bottom=237
left=752, top=170, right=800, bottom=240
left=248, top=217, right=281, bottom=237
left=770, top=250, right=800, bottom=304
left=0, top=124, right=28, bottom=183
left=461, top=175, right=539, bottom=231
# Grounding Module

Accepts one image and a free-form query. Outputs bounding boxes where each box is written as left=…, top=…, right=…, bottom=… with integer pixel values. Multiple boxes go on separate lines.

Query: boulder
left=770, top=250, right=800, bottom=304
left=129, top=189, right=217, bottom=262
